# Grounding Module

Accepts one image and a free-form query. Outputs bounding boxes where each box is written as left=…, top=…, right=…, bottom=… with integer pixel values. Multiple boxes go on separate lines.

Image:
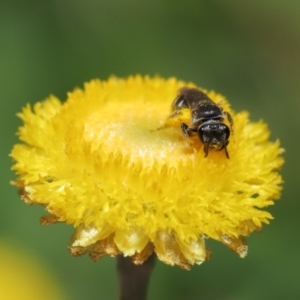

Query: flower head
left=10, top=75, right=284, bottom=269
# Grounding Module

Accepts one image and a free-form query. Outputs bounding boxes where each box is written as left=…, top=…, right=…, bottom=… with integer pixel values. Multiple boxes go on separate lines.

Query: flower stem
left=117, top=253, right=156, bottom=300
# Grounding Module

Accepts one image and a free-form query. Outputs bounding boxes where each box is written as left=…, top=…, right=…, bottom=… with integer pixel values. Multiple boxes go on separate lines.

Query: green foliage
left=1, top=1, right=299, bottom=299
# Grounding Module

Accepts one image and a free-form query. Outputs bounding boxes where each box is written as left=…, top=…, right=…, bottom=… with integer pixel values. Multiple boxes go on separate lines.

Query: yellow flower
left=10, top=75, right=284, bottom=269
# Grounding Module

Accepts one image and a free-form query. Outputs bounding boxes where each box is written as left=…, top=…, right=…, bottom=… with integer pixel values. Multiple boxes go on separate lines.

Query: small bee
left=171, top=87, right=234, bottom=158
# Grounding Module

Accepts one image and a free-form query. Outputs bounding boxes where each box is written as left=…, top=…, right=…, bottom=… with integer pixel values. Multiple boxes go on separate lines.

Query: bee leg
left=181, top=123, right=189, bottom=138
left=181, top=123, right=197, bottom=138
left=225, top=111, right=234, bottom=135
left=223, top=140, right=230, bottom=159
left=203, top=144, right=209, bottom=157
left=224, top=146, right=230, bottom=159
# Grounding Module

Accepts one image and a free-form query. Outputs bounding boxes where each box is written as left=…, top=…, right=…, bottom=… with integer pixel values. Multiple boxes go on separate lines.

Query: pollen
left=10, top=75, right=284, bottom=269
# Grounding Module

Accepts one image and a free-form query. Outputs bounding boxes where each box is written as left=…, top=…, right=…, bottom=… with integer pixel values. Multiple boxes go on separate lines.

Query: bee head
left=198, top=121, right=230, bottom=157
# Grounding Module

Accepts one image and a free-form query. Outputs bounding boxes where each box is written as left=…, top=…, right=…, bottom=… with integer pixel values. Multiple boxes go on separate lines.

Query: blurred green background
left=1, top=1, right=299, bottom=299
